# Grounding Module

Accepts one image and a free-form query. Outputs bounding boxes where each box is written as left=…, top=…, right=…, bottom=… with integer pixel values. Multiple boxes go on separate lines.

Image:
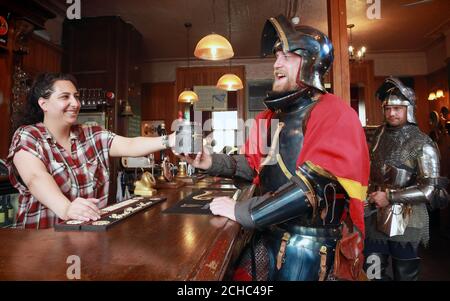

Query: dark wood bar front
left=0, top=183, right=251, bottom=280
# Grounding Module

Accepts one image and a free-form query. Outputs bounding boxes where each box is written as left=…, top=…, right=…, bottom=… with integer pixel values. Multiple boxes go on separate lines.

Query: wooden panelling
left=141, top=82, right=176, bottom=130
left=141, top=82, right=176, bottom=162
left=413, top=76, right=430, bottom=134
left=0, top=11, right=11, bottom=159
left=327, top=0, right=350, bottom=103
left=350, top=60, right=380, bottom=125
left=371, top=76, right=387, bottom=126
left=22, top=35, right=61, bottom=76
left=175, top=66, right=246, bottom=122
left=427, top=67, right=449, bottom=114
left=63, top=17, right=120, bottom=96
left=424, top=67, right=449, bottom=178
left=0, top=30, right=13, bottom=159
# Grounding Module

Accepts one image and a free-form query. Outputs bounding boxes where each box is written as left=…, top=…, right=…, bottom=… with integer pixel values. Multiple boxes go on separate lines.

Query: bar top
left=0, top=183, right=251, bottom=280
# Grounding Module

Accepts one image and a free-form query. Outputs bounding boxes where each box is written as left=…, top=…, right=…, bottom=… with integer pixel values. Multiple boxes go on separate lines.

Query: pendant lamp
left=178, top=89, right=199, bottom=103
left=178, top=23, right=199, bottom=104
left=216, top=0, right=243, bottom=91
left=194, top=0, right=234, bottom=61
left=216, top=73, right=243, bottom=91
left=194, top=34, right=234, bottom=61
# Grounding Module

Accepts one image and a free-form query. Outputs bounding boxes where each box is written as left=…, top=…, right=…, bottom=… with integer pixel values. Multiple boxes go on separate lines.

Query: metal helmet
left=261, top=14, right=334, bottom=93
left=376, top=77, right=417, bottom=124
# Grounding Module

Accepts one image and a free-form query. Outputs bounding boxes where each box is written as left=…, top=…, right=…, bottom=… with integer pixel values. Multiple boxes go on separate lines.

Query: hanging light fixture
left=194, top=34, right=234, bottom=61
left=194, top=0, right=234, bottom=61
left=216, top=0, right=243, bottom=91
left=178, top=22, right=199, bottom=104
left=217, top=74, right=243, bottom=91
left=347, top=24, right=366, bottom=61
left=178, top=90, right=198, bottom=103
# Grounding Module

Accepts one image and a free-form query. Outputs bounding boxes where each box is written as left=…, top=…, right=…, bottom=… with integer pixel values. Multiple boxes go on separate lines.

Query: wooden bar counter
left=0, top=181, right=252, bottom=280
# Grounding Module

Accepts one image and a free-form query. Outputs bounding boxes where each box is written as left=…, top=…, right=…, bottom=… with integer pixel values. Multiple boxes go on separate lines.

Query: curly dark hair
left=14, top=73, right=78, bottom=132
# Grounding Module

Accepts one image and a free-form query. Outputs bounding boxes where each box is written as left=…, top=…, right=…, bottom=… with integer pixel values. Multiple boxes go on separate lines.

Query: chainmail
left=367, top=124, right=432, bottom=247
left=235, top=232, right=270, bottom=281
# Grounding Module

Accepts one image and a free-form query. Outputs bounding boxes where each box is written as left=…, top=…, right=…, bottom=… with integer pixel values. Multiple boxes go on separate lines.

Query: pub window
left=212, top=111, right=238, bottom=154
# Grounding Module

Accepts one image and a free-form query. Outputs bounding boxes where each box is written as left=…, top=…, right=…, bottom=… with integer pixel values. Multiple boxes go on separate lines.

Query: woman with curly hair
left=6, top=73, right=174, bottom=229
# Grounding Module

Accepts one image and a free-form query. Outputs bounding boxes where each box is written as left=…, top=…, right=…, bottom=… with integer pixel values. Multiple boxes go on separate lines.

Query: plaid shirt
left=6, top=123, right=116, bottom=229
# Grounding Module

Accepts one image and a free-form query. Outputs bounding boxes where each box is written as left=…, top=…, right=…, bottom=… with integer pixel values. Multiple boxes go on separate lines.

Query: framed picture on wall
left=247, top=80, right=272, bottom=111
left=141, top=120, right=164, bottom=137
left=193, top=85, right=228, bottom=111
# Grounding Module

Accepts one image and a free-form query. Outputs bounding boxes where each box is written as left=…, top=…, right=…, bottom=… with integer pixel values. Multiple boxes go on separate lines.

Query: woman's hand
left=64, top=197, right=101, bottom=221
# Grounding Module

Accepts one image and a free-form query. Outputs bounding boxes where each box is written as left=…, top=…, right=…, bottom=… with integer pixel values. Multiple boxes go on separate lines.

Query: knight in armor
left=181, top=15, right=370, bottom=281
left=364, top=77, right=449, bottom=281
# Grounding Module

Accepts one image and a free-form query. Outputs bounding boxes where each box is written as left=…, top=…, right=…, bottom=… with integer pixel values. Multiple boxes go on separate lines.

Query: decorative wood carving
left=11, top=19, right=34, bottom=131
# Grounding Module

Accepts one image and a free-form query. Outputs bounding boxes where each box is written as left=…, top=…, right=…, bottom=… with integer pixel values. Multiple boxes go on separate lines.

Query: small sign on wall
left=0, top=11, right=11, bottom=48
left=193, top=86, right=228, bottom=111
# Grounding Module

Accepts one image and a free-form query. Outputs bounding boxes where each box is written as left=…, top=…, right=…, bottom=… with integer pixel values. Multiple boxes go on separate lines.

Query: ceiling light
left=347, top=24, right=366, bottom=61
left=194, top=33, right=234, bottom=61
left=216, top=0, right=243, bottom=91
left=217, top=74, right=243, bottom=91
left=178, top=90, right=199, bottom=103
left=178, top=23, right=199, bottom=104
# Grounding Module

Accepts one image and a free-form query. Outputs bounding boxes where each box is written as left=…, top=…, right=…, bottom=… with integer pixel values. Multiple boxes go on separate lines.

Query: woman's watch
left=161, top=135, right=169, bottom=149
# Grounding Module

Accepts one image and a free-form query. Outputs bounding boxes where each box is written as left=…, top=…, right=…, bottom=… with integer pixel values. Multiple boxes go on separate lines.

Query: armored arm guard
left=205, top=153, right=255, bottom=181
left=235, top=162, right=343, bottom=229
left=388, top=143, right=449, bottom=209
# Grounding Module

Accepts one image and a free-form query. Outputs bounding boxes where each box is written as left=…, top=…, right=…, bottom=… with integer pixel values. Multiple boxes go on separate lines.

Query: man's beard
left=272, top=78, right=299, bottom=92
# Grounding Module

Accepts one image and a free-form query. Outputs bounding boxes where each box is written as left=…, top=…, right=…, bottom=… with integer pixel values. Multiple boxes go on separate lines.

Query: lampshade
left=178, top=90, right=199, bottom=103
left=194, top=34, right=234, bottom=61
left=216, top=73, right=243, bottom=91
left=436, top=89, right=444, bottom=98
left=428, top=92, right=436, bottom=101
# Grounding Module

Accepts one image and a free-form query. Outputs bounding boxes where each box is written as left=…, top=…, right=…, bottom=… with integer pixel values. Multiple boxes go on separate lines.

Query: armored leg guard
left=392, top=257, right=420, bottom=281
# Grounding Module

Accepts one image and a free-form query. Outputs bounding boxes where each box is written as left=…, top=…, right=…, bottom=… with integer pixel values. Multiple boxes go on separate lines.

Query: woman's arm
left=109, top=132, right=175, bottom=157
left=13, top=150, right=101, bottom=221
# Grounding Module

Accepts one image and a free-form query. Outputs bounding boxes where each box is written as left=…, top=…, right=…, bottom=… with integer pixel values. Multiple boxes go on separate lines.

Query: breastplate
left=259, top=99, right=313, bottom=193
left=259, top=97, right=347, bottom=228
left=370, top=124, right=423, bottom=190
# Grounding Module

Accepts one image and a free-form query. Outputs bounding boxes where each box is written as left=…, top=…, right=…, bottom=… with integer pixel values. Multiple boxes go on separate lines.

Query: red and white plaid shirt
left=6, top=123, right=116, bottom=229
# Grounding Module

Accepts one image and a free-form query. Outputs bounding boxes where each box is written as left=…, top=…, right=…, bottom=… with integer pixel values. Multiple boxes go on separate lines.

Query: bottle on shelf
left=0, top=196, right=6, bottom=227
left=6, top=195, right=14, bottom=226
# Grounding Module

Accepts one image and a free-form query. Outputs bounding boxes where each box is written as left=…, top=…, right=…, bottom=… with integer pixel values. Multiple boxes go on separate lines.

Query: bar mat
left=162, top=189, right=237, bottom=215
left=55, top=196, right=167, bottom=231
